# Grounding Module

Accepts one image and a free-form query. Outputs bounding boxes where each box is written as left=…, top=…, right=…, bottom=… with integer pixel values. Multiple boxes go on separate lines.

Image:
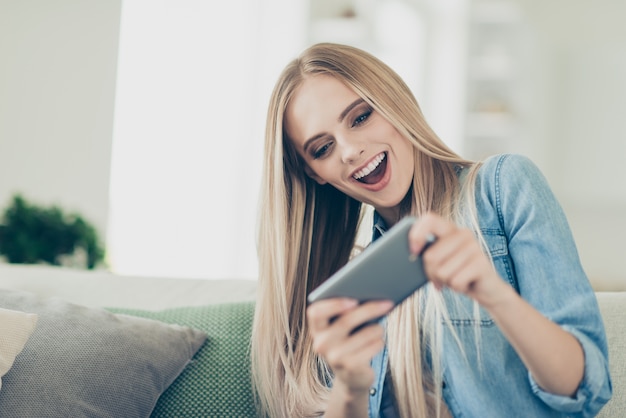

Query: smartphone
left=307, top=216, right=434, bottom=306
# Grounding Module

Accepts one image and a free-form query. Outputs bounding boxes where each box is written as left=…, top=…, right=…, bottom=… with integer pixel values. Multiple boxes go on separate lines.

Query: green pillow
left=109, top=301, right=257, bottom=417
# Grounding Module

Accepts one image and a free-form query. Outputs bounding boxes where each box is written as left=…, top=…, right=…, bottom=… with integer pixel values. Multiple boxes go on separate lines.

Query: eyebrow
left=339, top=98, right=365, bottom=123
left=302, top=98, right=366, bottom=153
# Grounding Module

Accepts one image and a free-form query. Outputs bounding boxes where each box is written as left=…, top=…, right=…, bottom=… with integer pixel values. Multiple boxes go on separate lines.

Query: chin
left=372, top=194, right=411, bottom=214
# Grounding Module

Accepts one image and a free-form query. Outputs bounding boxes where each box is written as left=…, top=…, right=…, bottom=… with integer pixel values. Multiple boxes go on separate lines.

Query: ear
left=304, top=165, right=327, bottom=185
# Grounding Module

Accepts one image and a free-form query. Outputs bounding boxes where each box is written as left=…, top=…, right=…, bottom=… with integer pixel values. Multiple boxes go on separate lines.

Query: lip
left=349, top=151, right=391, bottom=192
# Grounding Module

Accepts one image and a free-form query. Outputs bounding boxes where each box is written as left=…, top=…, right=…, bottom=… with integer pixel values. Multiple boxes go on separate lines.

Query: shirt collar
left=372, top=211, right=389, bottom=242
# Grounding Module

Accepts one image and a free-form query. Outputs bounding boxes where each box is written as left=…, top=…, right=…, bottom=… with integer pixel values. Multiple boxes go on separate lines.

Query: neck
left=376, top=190, right=413, bottom=227
left=376, top=207, right=401, bottom=228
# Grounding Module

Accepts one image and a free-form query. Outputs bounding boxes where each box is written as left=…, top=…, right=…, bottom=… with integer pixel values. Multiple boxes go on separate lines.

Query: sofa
left=0, top=263, right=623, bottom=417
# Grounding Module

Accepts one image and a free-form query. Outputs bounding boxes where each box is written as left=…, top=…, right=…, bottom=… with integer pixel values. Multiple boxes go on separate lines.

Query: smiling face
left=285, top=74, right=415, bottom=224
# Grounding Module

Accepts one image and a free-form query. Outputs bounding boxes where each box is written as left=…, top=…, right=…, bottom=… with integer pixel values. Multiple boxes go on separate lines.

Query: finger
left=408, top=212, right=456, bottom=255
left=446, top=251, right=498, bottom=296
left=313, top=316, right=385, bottom=361
left=307, top=298, right=358, bottom=333
left=331, top=300, right=394, bottom=335
left=448, top=271, right=480, bottom=295
left=428, top=230, right=476, bottom=283
left=309, top=300, right=392, bottom=357
left=325, top=323, right=385, bottom=369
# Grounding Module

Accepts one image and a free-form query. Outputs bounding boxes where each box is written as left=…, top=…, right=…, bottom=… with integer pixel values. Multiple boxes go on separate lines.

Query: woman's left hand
left=408, top=212, right=512, bottom=309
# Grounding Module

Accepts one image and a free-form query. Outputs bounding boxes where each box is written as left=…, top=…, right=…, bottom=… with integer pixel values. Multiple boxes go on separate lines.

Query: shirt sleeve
left=493, top=154, right=612, bottom=416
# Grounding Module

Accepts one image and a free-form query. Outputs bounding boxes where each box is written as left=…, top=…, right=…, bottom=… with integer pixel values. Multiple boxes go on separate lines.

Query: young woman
left=250, top=43, right=611, bottom=418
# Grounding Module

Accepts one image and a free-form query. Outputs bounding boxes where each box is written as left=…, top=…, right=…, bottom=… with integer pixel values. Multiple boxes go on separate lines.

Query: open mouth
left=353, top=152, right=387, bottom=185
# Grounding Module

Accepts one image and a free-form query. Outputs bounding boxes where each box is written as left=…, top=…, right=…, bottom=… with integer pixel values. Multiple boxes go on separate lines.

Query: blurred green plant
left=0, top=194, right=105, bottom=269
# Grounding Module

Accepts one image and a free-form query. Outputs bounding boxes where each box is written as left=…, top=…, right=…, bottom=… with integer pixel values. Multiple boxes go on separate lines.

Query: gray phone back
left=307, top=216, right=429, bottom=305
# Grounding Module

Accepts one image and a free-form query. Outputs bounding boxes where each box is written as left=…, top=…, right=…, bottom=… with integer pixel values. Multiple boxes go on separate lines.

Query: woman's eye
left=313, top=143, right=332, bottom=159
left=352, top=109, right=372, bottom=127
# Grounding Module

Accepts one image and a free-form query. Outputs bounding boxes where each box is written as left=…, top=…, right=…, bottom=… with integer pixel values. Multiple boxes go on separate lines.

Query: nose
left=340, top=139, right=365, bottom=165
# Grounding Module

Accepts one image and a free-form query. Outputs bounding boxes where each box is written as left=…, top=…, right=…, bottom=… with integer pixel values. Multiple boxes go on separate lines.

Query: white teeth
left=353, top=153, right=386, bottom=180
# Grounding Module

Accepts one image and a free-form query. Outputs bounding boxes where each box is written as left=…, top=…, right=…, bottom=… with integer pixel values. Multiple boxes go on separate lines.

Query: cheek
left=397, top=137, right=414, bottom=162
left=398, top=140, right=415, bottom=182
left=309, top=163, right=336, bottom=183
left=402, top=157, right=415, bottom=184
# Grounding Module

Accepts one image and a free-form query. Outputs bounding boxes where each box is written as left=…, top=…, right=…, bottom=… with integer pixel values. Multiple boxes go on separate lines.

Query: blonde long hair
left=251, top=43, right=480, bottom=418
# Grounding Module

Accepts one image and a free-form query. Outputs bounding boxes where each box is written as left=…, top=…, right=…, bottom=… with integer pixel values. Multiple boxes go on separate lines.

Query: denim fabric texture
left=368, top=154, right=612, bottom=418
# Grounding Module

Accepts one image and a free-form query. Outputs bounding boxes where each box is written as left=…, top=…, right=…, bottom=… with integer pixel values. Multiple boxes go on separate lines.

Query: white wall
left=516, top=0, right=626, bottom=288
left=0, top=0, right=121, bottom=239
left=0, top=0, right=623, bottom=288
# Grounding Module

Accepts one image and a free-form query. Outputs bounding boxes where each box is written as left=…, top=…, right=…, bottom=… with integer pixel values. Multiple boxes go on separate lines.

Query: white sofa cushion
left=0, top=263, right=257, bottom=309
left=0, top=307, right=37, bottom=390
left=596, top=292, right=626, bottom=417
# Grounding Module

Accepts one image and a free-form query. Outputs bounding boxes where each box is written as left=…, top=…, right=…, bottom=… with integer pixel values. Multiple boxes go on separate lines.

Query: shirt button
left=369, top=387, right=377, bottom=396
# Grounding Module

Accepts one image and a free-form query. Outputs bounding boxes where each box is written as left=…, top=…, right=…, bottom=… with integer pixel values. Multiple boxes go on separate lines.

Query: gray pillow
left=0, top=289, right=207, bottom=418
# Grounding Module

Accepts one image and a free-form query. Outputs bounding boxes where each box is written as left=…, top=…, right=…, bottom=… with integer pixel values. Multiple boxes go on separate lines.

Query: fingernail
left=380, top=300, right=394, bottom=311
left=343, top=299, right=358, bottom=308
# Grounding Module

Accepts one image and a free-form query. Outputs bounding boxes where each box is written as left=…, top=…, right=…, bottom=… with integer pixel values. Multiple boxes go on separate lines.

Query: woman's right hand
left=306, top=298, right=393, bottom=402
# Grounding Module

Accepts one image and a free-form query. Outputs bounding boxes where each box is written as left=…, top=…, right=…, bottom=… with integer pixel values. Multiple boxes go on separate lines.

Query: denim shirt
left=368, top=154, right=612, bottom=418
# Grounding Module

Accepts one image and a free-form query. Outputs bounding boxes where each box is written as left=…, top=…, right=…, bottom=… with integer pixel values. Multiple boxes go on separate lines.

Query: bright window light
left=108, top=0, right=306, bottom=279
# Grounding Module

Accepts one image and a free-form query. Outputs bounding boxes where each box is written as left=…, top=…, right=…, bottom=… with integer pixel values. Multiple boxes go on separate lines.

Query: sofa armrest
left=596, top=292, right=626, bottom=418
